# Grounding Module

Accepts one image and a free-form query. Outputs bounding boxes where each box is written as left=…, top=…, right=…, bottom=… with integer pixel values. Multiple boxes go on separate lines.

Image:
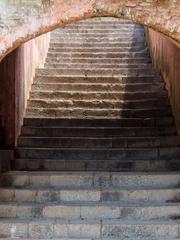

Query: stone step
left=36, top=68, right=159, bottom=77
left=0, top=219, right=178, bottom=239
left=48, top=47, right=147, bottom=53
left=50, top=34, right=145, bottom=39
left=68, top=19, right=138, bottom=23
left=49, top=45, right=148, bottom=52
left=2, top=171, right=180, bottom=189
left=46, top=52, right=149, bottom=59
left=62, top=22, right=142, bottom=27
left=45, top=57, right=151, bottom=65
left=0, top=202, right=179, bottom=221
left=13, top=158, right=180, bottom=171
left=23, top=117, right=174, bottom=127
left=36, top=69, right=160, bottom=78
left=31, top=82, right=164, bottom=92
left=49, top=42, right=147, bottom=48
left=1, top=186, right=180, bottom=203
left=30, top=91, right=167, bottom=101
left=0, top=237, right=177, bottom=240
left=17, top=136, right=179, bottom=148
left=72, top=23, right=141, bottom=27
left=51, top=30, right=145, bottom=35
left=34, top=76, right=160, bottom=85
left=49, top=41, right=147, bottom=49
left=20, top=126, right=176, bottom=137
left=14, top=147, right=179, bottom=161
left=44, top=63, right=152, bottom=70
left=54, top=29, right=145, bottom=34
left=50, top=37, right=145, bottom=43
left=26, top=107, right=172, bottom=118
left=58, top=25, right=142, bottom=29
left=27, top=99, right=169, bottom=110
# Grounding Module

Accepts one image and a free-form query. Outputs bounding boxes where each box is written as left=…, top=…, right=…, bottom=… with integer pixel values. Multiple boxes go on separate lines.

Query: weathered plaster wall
left=0, top=0, right=179, bottom=62
left=147, top=29, right=180, bottom=134
left=0, top=32, right=50, bottom=146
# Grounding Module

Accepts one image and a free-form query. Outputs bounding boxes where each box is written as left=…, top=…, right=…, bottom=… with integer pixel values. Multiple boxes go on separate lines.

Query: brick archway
left=0, top=0, right=179, bottom=62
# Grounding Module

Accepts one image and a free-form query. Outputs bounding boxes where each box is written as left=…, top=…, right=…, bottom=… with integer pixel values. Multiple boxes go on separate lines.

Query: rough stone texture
left=0, top=0, right=179, bottom=62
left=146, top=28, right=180, bottom=135
left=0, top=172, right=180, bottom=238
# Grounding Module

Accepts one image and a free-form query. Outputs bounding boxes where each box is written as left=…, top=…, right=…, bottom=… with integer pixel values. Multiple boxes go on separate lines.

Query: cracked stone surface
left=0, top=0, right=179, bottom=62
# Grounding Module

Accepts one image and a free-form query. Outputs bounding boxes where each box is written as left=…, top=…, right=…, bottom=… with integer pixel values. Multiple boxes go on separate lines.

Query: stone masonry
left=0, top=0, right=179, bottom=62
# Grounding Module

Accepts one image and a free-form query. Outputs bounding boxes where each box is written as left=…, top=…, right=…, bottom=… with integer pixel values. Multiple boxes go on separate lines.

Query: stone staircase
left=0, top=17, right=179, bottom=240
left=0, top=171, right=180, bottom=239
left=13, top=17, right=179, bottom=171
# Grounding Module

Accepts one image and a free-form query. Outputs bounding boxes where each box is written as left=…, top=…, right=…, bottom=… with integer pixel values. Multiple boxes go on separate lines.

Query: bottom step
left=13, top=159, right=180, bottom=172
left=0, top=219, right=178, bottom=239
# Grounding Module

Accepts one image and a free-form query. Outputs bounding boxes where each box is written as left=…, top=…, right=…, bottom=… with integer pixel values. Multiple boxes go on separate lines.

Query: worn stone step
left=68, top=19, right=138, bottom=24
left=50, top=41, right=146, bottom=48
left=46, top=52, right=149, bottom=59
left=30, top=90, right=167, bottom=101
left=17, top=136, right=179, bottom=148
left=26, top=107, right=172, bottom=118
left=31, top=82, right=164, bottom=92
left=20, top=126, right=176, bottom=137
left=23, top=117, right=174, bottom=128
left=73, top=23, right=141, bottom=27
left=51, top=33, right=145, bottom=39
left=44, top=63, right=152, bottom=70
left=54, top=25, right=142, bottom=30
left=36, top=68, right=159, bottom=77
left=0, top=202, right=179, bottom=221
left=2, top=171, right=180, bottom=189
left=34, top=76, right=160, bottom=85
left=46, top=57, right=151, bottom=65
left=27, top=99, right=169, bottom=110
left=0, top=239, right=178, bottom=240
left=63, top=22, right=141, bottom=26
left=50, top=37, right=145, bottom=44
left=50, top=35, right=145, bottom=43
left=52, top=28, right=144, bottom=33
left=1, top=186, right=180, bottom=203
left=14, top=147, right=179, bottom=161
left=0, top=218, right=178, bottom=239
left=65, top=23, right=138, bottom=27
left=55, top=32, right=144, bottom=38
left=0, top=218, right=99, bottom=238
left=13, top=158, right=180, bottom=172
left=101, top=220, right=179, bottom=239
left=48, top=47, right=147, bottom=53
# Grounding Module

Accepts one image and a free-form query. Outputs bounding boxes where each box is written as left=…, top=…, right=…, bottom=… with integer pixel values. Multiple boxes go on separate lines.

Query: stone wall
left=146, top=29, right=180, bottom=134
left=0, top=0, right=179, bottom=62
left=0, top=32, right=50, bottom=146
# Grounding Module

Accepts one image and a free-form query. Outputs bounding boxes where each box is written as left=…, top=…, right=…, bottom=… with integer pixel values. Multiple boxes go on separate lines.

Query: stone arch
left=0, top=0, right=179, bottom=62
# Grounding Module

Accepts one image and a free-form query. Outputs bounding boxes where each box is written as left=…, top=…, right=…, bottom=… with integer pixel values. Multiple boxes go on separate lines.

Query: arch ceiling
left=0, top=0, right=179, bottom=62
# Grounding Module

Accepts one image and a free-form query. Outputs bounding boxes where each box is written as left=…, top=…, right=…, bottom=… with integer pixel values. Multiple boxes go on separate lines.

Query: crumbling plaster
left=0, top=0, right=179, bottom=62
